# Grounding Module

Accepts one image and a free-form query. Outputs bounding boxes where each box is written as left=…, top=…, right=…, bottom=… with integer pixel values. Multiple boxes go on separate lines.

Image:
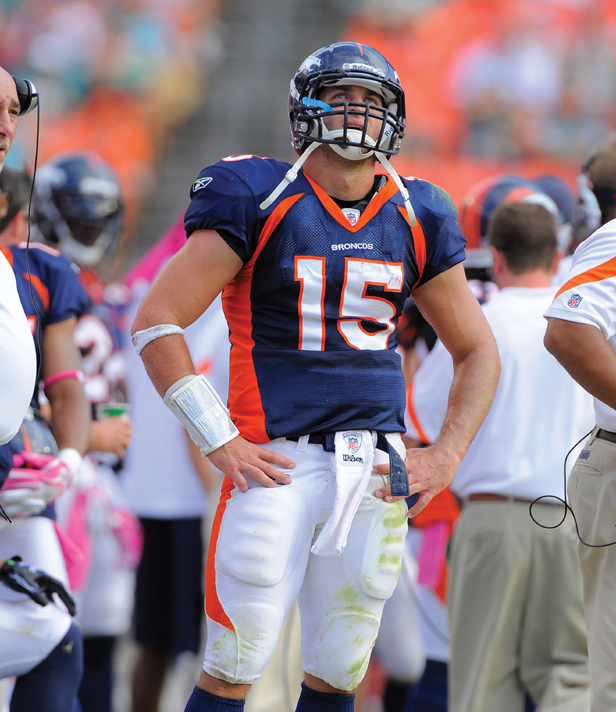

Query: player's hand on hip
left=207, top=436, right=295, bottom=493
left=373, top=445, right=457, bottom=517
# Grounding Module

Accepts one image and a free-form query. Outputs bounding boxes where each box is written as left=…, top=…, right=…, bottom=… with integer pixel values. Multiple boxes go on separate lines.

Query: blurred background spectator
left=5, top=0, right=616, bottom=274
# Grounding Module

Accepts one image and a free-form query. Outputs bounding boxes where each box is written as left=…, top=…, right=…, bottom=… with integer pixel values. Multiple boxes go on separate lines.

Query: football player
left=132, top=42, right=500, bottom=712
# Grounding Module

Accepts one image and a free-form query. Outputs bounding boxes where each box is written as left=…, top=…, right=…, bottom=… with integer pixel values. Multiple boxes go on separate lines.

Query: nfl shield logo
left=567, top=293, right=583, bottom=308
left=342, top=208, right=360, bottom=227
left=343, top=432, right=362, bottom=453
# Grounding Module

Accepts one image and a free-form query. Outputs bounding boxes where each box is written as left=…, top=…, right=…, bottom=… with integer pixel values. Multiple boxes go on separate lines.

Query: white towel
left=311, top=430, right=375, bottom=557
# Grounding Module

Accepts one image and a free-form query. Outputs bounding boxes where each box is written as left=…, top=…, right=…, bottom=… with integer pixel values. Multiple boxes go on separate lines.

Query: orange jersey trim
left=1, top=246, right=13, bottom=267
left=224, top=192, right=303, bottom=443
left=407, top=381, right=430, bottom=445
left=554, top=255, right=616, bottom=301
left=205, top=477, right=235, bottom=632
left=26, top=272, right=50, bottom=312
left=397, top=206, right=427, bottom=287
left=305, top=174, right=399, bottom=234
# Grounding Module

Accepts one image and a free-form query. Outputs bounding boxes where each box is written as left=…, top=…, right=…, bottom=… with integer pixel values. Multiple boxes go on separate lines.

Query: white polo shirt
left=544, top=220, right=616, bottom=433
left=0, top=252, right=36, bottom=443
left=408, top=286, right=595, bottom=500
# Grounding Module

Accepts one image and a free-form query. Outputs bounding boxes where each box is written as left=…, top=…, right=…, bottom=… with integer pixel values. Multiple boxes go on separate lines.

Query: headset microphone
left=8, top=75, right=43, bottom=385
left=11, top=76, right=38, bottom=117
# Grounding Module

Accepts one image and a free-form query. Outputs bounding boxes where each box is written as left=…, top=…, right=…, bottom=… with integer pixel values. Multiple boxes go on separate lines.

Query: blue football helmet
left=34, top=151, right=125, bottom=267
left=288, top=42, right=406, bottom=159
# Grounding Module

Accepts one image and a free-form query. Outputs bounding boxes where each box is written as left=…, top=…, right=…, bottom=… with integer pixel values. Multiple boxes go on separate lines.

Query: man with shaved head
left=0, top=67, right=21, bottom=172
left=0, top=66, right=36, bottom=445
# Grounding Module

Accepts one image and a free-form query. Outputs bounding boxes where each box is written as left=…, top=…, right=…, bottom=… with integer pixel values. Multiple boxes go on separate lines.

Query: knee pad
left=204, top=597, right=285, bottom=685
left=307, top=606, right=381, bottom=691
left=360, top=499, right=408, bottom=600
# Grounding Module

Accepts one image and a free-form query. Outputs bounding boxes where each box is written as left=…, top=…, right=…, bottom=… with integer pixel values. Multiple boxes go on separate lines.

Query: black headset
left=11, top=75, right=38, bottom=117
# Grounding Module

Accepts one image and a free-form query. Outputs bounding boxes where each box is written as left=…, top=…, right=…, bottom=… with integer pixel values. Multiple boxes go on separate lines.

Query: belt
left=596, top=428, right=616, bottom=444
left=467, top=493, right=533, bottom=504
left=287, top=433, right=336, bottom=452
left=286, top=432, right=411, bottom=498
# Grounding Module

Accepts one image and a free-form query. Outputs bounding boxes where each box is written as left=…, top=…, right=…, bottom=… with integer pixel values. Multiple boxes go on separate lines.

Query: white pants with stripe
left=203, top=435, right=408, bottom=691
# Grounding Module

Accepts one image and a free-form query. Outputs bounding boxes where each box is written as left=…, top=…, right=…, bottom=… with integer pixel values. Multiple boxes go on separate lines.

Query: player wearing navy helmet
left=34, top=150, right=125, bottom=268
left=132, top=41, right=500, bottom=712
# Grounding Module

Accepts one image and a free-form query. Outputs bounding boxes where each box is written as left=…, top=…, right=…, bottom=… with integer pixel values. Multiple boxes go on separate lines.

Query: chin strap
left=260, top=141, right=417, bottom=228
left=375, top=152, right=416, bottom=226
left=259, top=142, right=321, bottom=211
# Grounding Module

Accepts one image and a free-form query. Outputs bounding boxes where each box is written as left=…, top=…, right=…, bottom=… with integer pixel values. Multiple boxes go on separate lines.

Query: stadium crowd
left=2, top=1, right=616, bottom=711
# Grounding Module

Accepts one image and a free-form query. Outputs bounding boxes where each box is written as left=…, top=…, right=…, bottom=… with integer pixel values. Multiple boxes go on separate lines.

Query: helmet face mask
left=34, top=152, right=125, bottom=268
left=289, top=43, right=406, bottom=159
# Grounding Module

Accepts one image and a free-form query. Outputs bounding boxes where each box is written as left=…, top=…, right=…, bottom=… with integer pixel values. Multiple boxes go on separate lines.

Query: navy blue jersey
left=185, top=156, right=465, bottom=442
left=0, top=243, right=87, bottom=491
left=1, top=242, right=89, bottom=392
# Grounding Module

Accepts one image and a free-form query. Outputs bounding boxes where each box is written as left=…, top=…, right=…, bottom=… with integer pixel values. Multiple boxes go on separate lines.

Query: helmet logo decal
left=80, top=176, right=119, bottom=198
left=192, top=177, right=213, bottom=192
left=298, top=56, right=321, bottom=73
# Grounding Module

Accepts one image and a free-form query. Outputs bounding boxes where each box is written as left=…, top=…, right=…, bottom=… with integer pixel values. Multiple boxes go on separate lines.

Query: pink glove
left=0, top=452, right=73, bottom=518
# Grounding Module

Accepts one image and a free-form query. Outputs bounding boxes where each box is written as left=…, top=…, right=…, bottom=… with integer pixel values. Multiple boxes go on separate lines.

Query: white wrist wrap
left=57, top=447, right=83, bottom=483
left=164, top=374, right=239, bottom=456
left=131, top=324, right=184, bottom=356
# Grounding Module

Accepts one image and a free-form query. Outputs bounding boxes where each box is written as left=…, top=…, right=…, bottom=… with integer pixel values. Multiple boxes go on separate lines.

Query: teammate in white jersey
left=412, top=201, right=595, bottom=712
left=544, top=137, right=616, bottom=712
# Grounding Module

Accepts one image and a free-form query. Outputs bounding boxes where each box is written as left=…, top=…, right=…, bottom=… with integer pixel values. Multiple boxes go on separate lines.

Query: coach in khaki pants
left=545, top=141, right=616, bottom=711
left=410, top=199, right=594, bottom=712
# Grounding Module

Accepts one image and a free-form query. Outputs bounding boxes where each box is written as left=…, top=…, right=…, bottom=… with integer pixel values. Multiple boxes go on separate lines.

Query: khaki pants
left=448, top=499, right=589, bottom=712
left=569, top=430, right=616, bottom=712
